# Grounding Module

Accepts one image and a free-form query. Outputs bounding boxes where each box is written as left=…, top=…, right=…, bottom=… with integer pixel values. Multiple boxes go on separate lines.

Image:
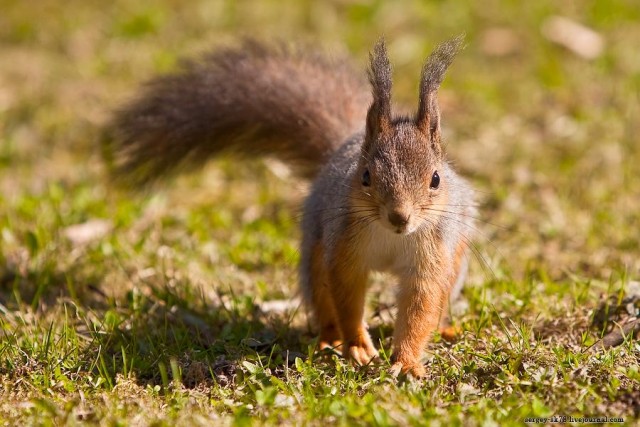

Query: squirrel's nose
left=388, top=210, right=410, bottom=228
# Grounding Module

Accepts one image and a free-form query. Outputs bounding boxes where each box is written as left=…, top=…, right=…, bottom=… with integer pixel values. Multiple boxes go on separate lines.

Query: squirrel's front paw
left=344, top=334, right=379, bottom=366
left=389, top=361, right=426, bottom=379
left=346, top=344, right=379, bottom=365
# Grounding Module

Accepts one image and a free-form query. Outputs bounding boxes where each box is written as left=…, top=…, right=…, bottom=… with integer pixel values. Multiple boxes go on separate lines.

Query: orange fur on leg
left=327, top=243, right=378, bottom=365
left=390, top=279, right=447, bottom=378
left=308, top=242, right=343, bottom=351
left=390, top=240, right=454, bottom=378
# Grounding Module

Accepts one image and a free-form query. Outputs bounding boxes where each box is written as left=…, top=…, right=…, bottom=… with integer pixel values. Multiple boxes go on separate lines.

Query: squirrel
left=107, top=36, right=476, bottom=378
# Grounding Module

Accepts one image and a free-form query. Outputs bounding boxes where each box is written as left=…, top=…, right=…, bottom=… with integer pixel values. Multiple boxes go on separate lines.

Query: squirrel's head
left=355, top=37, right=463, bottom=236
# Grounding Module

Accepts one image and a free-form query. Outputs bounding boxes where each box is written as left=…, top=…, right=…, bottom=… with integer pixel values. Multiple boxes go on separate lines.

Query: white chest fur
left=360, top=222, right=420, bottom=274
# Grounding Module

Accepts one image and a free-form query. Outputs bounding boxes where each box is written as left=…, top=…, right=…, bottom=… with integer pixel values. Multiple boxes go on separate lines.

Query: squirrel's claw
left=389, top=361, right=427, bottom=379
left=346, top=344, right=380, bottom=366
left=343, top=333, right=379, bottom=366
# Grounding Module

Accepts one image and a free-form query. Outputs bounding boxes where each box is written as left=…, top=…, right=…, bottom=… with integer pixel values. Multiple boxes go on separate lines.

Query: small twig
left=589, top=318, right=640, bottom=351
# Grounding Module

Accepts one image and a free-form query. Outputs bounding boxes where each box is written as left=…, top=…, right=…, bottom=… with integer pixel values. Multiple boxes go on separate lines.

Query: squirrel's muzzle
left=387, top=210, right=410, bottom=229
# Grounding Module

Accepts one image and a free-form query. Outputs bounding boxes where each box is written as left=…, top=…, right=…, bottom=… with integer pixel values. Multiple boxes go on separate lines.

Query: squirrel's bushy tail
left=106, top=40, right=370, bottom=185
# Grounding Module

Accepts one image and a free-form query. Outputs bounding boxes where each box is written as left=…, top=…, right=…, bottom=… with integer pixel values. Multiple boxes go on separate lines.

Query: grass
left=1, top=0, right=639, bottom=425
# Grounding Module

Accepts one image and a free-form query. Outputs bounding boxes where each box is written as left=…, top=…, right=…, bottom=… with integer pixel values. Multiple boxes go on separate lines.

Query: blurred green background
left=2, top=0, right=638, bottom=280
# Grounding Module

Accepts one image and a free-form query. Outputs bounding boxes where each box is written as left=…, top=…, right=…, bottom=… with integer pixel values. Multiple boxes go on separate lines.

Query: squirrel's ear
left=416, top=36, right=464, bottom=156
left=365, top=39, right=393, bottom=149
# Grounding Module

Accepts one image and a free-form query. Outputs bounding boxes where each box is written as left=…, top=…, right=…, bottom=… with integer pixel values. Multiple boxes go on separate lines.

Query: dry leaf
left=541, top=16, right=604, bottom=60
left=64, top=219, right=112, bottom=246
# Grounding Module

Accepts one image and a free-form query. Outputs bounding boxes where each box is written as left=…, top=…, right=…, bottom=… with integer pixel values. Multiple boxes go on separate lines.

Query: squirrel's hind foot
left=439, top=325, right=462, bottom=342
left=319, top=339, right=344, bottom=354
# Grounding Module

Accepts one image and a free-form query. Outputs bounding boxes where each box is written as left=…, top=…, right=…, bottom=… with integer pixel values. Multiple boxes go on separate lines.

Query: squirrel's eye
left=430, top=171, right=440, bottom=189
left=362, top=169, right=371, bottom=187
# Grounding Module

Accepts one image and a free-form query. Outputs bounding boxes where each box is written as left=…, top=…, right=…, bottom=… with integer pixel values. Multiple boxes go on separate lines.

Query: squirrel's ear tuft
left=416, top=35, right=464, bottom=155
left=365, top=39, right=393, bottom=145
